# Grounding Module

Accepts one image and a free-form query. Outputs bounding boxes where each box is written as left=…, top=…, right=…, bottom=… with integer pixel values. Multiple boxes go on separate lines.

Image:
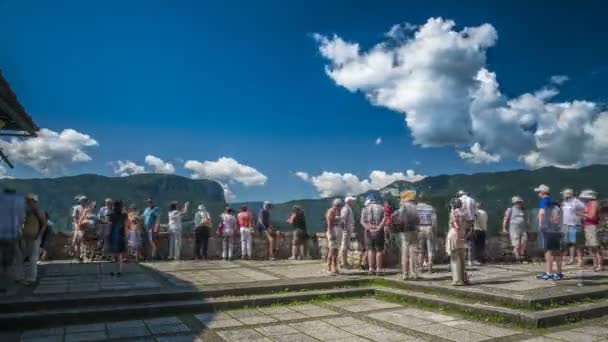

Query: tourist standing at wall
left=472, top=203, right=488, bottom=265
left=127, top=204, right=143, bottom=262
left=143, top=199, right=161, bottom=261
left=560, top=189, right=585, bottom=266
left=108, top=200, right=127, bottom=276
left=534, top=185, right=564, bottom=281
left=457, top=190, right=477, bottom=267
left=194, top=204, right=212, bottom=260
left=361, top=194, right=386, bottom=276
left=326, top=198, right=343, bottom=275
left=77, top=197, right=97, bottom=262
left=71, top=196, right=85, bottom=262
left=168, top=201, right=189, bottom=261
left=581, top=189, right=601, bottom=272
left=392, top=190, right=420, bottom=280
left=339, top=196, right=356, bottom=268
left=416, top=198, right=437, bottom=273
left=258, top=201, right=276, bottom=260
left=18, top=193, right=46, bottom=285
left=220, top=207, right=237, bottom=261
left=447, top=198, right=468, bottom=286
left=238, top=205, right=254, bottom=260
left=288, top=205, right=307, bottom=260
left=502, top=196, right=529, bottom=263
left=97, top=198, right=113, bottom=257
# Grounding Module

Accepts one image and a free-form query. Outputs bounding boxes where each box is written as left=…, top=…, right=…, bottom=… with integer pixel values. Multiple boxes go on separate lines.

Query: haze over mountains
left=1, top=165, right=606, bottom=233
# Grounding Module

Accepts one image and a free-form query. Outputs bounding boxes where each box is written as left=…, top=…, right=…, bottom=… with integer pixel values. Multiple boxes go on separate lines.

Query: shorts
left=563, top=224, right=584, bottom=246
left=293, top=228, right=306, bottom=243
left=584, top=225, right=599, bottom=247
left=327, top=227, right=339, bottom=250
left=417, top=226, right=435, bottom=257
left=543, top=231, right=563, bottom=251
left=365, top=230, right=385, bottom=252
left=510, top=230, right=528, bottom=247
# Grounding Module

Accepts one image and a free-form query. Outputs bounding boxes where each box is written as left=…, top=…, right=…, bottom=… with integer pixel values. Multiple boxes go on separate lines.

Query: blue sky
left=1, top=0, right=607, bottom=202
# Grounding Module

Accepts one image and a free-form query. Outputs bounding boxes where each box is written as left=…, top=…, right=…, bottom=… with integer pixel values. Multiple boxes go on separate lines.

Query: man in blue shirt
left=534, top=184, right=564, bottom=281
left=143, top=198, right=161, bottom=260
left=258, top=201, right=276, bottom=260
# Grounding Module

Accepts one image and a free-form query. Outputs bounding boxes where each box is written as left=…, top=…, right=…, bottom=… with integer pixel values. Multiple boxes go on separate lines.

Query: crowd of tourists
left=0, top=183, right=606, bottom=288
left=325, top=185, right=606, bottom=286
left=67, top=197, right=307, bottom=272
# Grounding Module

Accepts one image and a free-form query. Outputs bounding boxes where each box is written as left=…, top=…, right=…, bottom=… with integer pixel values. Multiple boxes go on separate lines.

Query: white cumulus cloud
left=297, top=170, right=426, bottom=197
left=0, top=128, right=98, bottom=175
left=315, top=18, right=608, bottom=169
left=144, top=155, right=175, bottom=174
left=458, top=142, right=501, bottom=164
left=294, top=171, right=310, bottom=181
left=111, top=160, right=146, bottom=177
left=184, top=157, right=267, bottom=186
left=550, top=75, right=569, bottom=85
left=375, top=137, right=383, bottom=145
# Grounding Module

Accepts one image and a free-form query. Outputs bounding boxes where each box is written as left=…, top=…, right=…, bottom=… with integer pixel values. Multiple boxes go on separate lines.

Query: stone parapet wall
left=44, top=229, right=549, bottom=262
left=43, top=231, right=321, bottom=260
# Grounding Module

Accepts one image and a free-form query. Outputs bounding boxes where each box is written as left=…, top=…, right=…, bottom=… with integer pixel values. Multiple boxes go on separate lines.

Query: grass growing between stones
left=366, top=277, right=604, bottom=312
left=372, top=291, right=524, bottom=329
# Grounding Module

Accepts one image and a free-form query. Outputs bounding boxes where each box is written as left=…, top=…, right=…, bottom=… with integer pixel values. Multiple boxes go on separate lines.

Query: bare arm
left=538, top=208, right=545, bottom=228
left=502, top=209, right=510, bottom=233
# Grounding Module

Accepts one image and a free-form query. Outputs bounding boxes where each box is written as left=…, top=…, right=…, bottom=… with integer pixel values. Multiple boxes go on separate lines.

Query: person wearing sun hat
left=580, top=189, right=602, bottom=271
left=392, top=190, right=420, bottom=280
left=560, top=188, right=585, bottom=266
left=502, top=196, right=529, bottom=262
left=534, top=184, right=565, bottom=281
left=361, top=193, right=386, bottom=275
left=416, top=194, right=437, bottom=273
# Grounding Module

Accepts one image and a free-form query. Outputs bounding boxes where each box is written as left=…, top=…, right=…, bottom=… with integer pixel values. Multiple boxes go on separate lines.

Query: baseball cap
left=534, top=184, right=550, bottom=193
left=344, top=196, right=356, bottom=203
left=560, top=188, right=574, bottom=198
left=511, top=196, right=523, bottom=204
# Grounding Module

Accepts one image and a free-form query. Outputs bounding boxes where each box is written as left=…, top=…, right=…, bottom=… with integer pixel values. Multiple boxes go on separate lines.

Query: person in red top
left=383, top=199, right=394, bottom=225
left=237, top=206, right=254, bottom=260
left=581, top=190, right=601, bottom=271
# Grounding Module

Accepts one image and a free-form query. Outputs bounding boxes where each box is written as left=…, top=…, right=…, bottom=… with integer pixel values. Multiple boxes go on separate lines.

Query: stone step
left=0, top=277, right=367, bottom=314
left=374, top=276, right=608, bottom=309
left=0, top=287, right=375, bottom=331
left=374, top=286, right=608, bottom=328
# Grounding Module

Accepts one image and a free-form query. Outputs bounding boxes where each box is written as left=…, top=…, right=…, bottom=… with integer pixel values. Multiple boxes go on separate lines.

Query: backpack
left=392, top=204, right=418, bottom=233
left=23, top=209, right=43, bottom=241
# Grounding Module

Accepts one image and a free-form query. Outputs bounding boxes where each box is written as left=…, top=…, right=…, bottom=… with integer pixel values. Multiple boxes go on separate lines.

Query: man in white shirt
left=168, top=201, right=189, bottom=261
left=472, top=204, right=488, bottom=265
left=339, top=196, right=356, bottom=268
left=561, top=189, right=585, bottom=266
left=71, top=196, right=85, bottom=262
left=457, top=190, right=477, bottom=266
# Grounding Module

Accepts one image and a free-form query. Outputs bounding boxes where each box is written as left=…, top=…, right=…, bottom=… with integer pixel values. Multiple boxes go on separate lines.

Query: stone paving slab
left=6, top=260, right=608, bottom=315
left=11, top=297, right=608, bottom=342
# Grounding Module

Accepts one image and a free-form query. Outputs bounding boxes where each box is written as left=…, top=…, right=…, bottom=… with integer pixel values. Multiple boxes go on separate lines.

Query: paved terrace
left=2, top=260, right=607, bottom=303
left=2, top=260, right=608, bottom=341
